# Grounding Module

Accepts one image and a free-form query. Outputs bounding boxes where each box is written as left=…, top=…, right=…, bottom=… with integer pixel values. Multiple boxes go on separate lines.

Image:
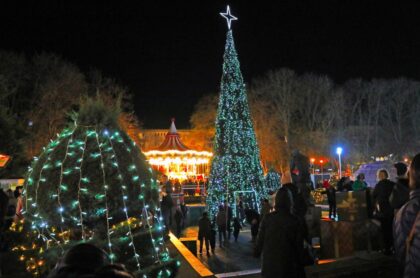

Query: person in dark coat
left=372, top=169, right=395, bottom=255
left=233, top=217, right=242, bottom=242
left=394, top=153, right=420, bottom=277
left=255, top=187, right=305, bottom=278
left=244, top=207, right=260, bottom=242
left=281, top=172, right=309, bottom=240
left=216, top=206, right=227, bottom=247
left=390, top=162, right=409, bottom=212
left=209, top=222, right=216, bottom=253
left=174, top=207, right=183, bottom=238
left=224, top=202, right=233, bottom=240
left=160, top=192, right=173, bottom=236
left=326, top=184, right=337, bottom=220
left=198, top=212, right=211, bottom=255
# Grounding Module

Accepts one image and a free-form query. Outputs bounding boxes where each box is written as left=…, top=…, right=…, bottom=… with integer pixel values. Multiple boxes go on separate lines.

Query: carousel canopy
left=156, top=119, right=190, bottom=151
left=143, top=119, right=212, bottom=180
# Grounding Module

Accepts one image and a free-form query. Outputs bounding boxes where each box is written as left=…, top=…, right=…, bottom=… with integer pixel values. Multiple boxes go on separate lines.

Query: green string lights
left=20, top=111, right=178, bottom=277
left=207, top=28, right=267, bottom=217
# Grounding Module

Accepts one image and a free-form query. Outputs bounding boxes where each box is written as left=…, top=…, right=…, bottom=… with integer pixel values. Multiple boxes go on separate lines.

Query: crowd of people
left=2, top=154, right=420, bottom=277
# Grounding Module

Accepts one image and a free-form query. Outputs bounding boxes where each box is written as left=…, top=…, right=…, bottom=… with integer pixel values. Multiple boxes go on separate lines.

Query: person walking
left=390, top=162, right=409, bottom=212
left=216, top=205, right=227, bottom=247
left=394, top=153, right=420, bottom=277
left=255, top=187, right=305, bottom=278
left=233, top=217, right=242, bottom=242
left=198, top=212, right=212, bottom=255
left=372, top=169, right=395, bottom=255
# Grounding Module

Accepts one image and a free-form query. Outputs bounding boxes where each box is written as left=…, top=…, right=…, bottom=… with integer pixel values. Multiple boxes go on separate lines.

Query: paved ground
left=181, top=224, right=262, bottom=276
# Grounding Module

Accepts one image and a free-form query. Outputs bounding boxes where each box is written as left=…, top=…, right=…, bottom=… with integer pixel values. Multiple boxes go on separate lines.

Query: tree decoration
left=207, top=7, right=267, bottom=217
left=19, top=98, right=178, bottom=277
left=265, top=169, right=281, bottom=191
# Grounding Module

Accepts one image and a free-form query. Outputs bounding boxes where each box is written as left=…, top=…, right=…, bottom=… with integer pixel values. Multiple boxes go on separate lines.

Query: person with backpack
left=394, top=153, right=420, bottom=277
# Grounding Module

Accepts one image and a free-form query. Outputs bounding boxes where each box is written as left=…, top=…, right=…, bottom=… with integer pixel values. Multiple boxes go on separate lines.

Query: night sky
left=2, top=1, right=420, bottom=128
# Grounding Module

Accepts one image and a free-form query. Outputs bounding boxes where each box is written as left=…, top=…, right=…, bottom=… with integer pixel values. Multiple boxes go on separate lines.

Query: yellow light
left=144, top=150, right=213, bottom=157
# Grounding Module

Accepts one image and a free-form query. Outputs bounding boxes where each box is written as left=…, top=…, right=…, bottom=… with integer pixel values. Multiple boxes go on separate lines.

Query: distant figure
left=14, top=186, right=24, bottom=222
left=233, top=217, right=242, bottom=242
left=216, top=206, right=227, bottom=247
left=224, top=202, right=233, bottom=240
left=352, top=173, right=368, bottom=191
left=174, top=207, right=183, bottom=238
left=180, top=202, right=188, bottom=228
left=394, top=153, right=420, bottom=277
left=198, top=212, right=211, bottom=255
left=260, top=199, right=270, bottom=220
left=326, top=183, right=337, bottom=220
left=390, top=162, right=409, bottom=211
left=210, top=222, right=216, bottom=253
left=160, top=191, right=173, bottom=235
left=0, top=188, right=9, bottom=232
left=237, top=196, right=245, bottom=223
left=245, top=207, right=260, bottom=243
left=255, top=187, right=305, bottom=278
left=372, top=169, right=395, bottom=255
left=5, top=189, right=16, bottom=230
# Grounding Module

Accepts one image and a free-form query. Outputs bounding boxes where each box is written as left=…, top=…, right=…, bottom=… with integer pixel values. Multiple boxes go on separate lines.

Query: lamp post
left=336, top=147, right=343, bottom=179
left=310, top=158, right=315, bottom=175
left=319, top=159, right=324, bottom=181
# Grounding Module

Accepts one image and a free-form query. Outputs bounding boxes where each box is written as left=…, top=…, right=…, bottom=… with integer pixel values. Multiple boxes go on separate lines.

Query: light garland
left=207, top=24, right=267, bottom=217
left=18, top=117, right=178, bottom=277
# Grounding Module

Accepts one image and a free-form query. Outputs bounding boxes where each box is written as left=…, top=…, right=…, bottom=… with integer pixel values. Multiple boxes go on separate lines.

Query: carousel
left=143, top=119, right=213, bottom=181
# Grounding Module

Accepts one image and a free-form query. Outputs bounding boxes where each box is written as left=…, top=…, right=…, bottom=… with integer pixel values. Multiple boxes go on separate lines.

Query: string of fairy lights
left=20, top=120, right=175, bottom=277
left=207, top=13, right=267, bottom=217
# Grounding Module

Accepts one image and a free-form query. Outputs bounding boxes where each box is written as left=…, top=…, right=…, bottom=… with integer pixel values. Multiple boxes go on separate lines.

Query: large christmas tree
left=19, top=98, right=178, bottom=277
left=207, top=7, right=266, bottom=217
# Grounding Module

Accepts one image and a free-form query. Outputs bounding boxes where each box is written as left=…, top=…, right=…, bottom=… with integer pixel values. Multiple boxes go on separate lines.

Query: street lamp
left=319, top=159, right=324, bottom=181
left=336, top=147, right=343, bottom=179
left=310, top=158, right=315, bottom=175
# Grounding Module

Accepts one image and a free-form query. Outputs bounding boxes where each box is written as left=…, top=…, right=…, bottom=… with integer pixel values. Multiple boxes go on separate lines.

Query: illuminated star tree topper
left=220, top=5, right=238, bottom=30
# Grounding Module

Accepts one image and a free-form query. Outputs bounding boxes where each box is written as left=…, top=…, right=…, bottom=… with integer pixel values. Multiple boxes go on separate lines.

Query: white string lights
left=21, top=121, right=177, bottom=277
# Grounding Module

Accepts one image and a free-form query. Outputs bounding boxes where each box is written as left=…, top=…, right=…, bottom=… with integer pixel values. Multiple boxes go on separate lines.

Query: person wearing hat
left=390, top=162, right=409, bottom=211
left=255, top=187, right=305, bottom=278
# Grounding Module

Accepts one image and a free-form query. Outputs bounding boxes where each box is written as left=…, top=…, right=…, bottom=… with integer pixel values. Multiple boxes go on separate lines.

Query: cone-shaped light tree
left=207, top=7, right=267, bottom=217
left=20, top=98, right=178, bottom=277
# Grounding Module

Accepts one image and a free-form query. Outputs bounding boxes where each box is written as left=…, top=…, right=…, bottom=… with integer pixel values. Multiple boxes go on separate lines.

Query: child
left=233, top=217, right=242, bottom=242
